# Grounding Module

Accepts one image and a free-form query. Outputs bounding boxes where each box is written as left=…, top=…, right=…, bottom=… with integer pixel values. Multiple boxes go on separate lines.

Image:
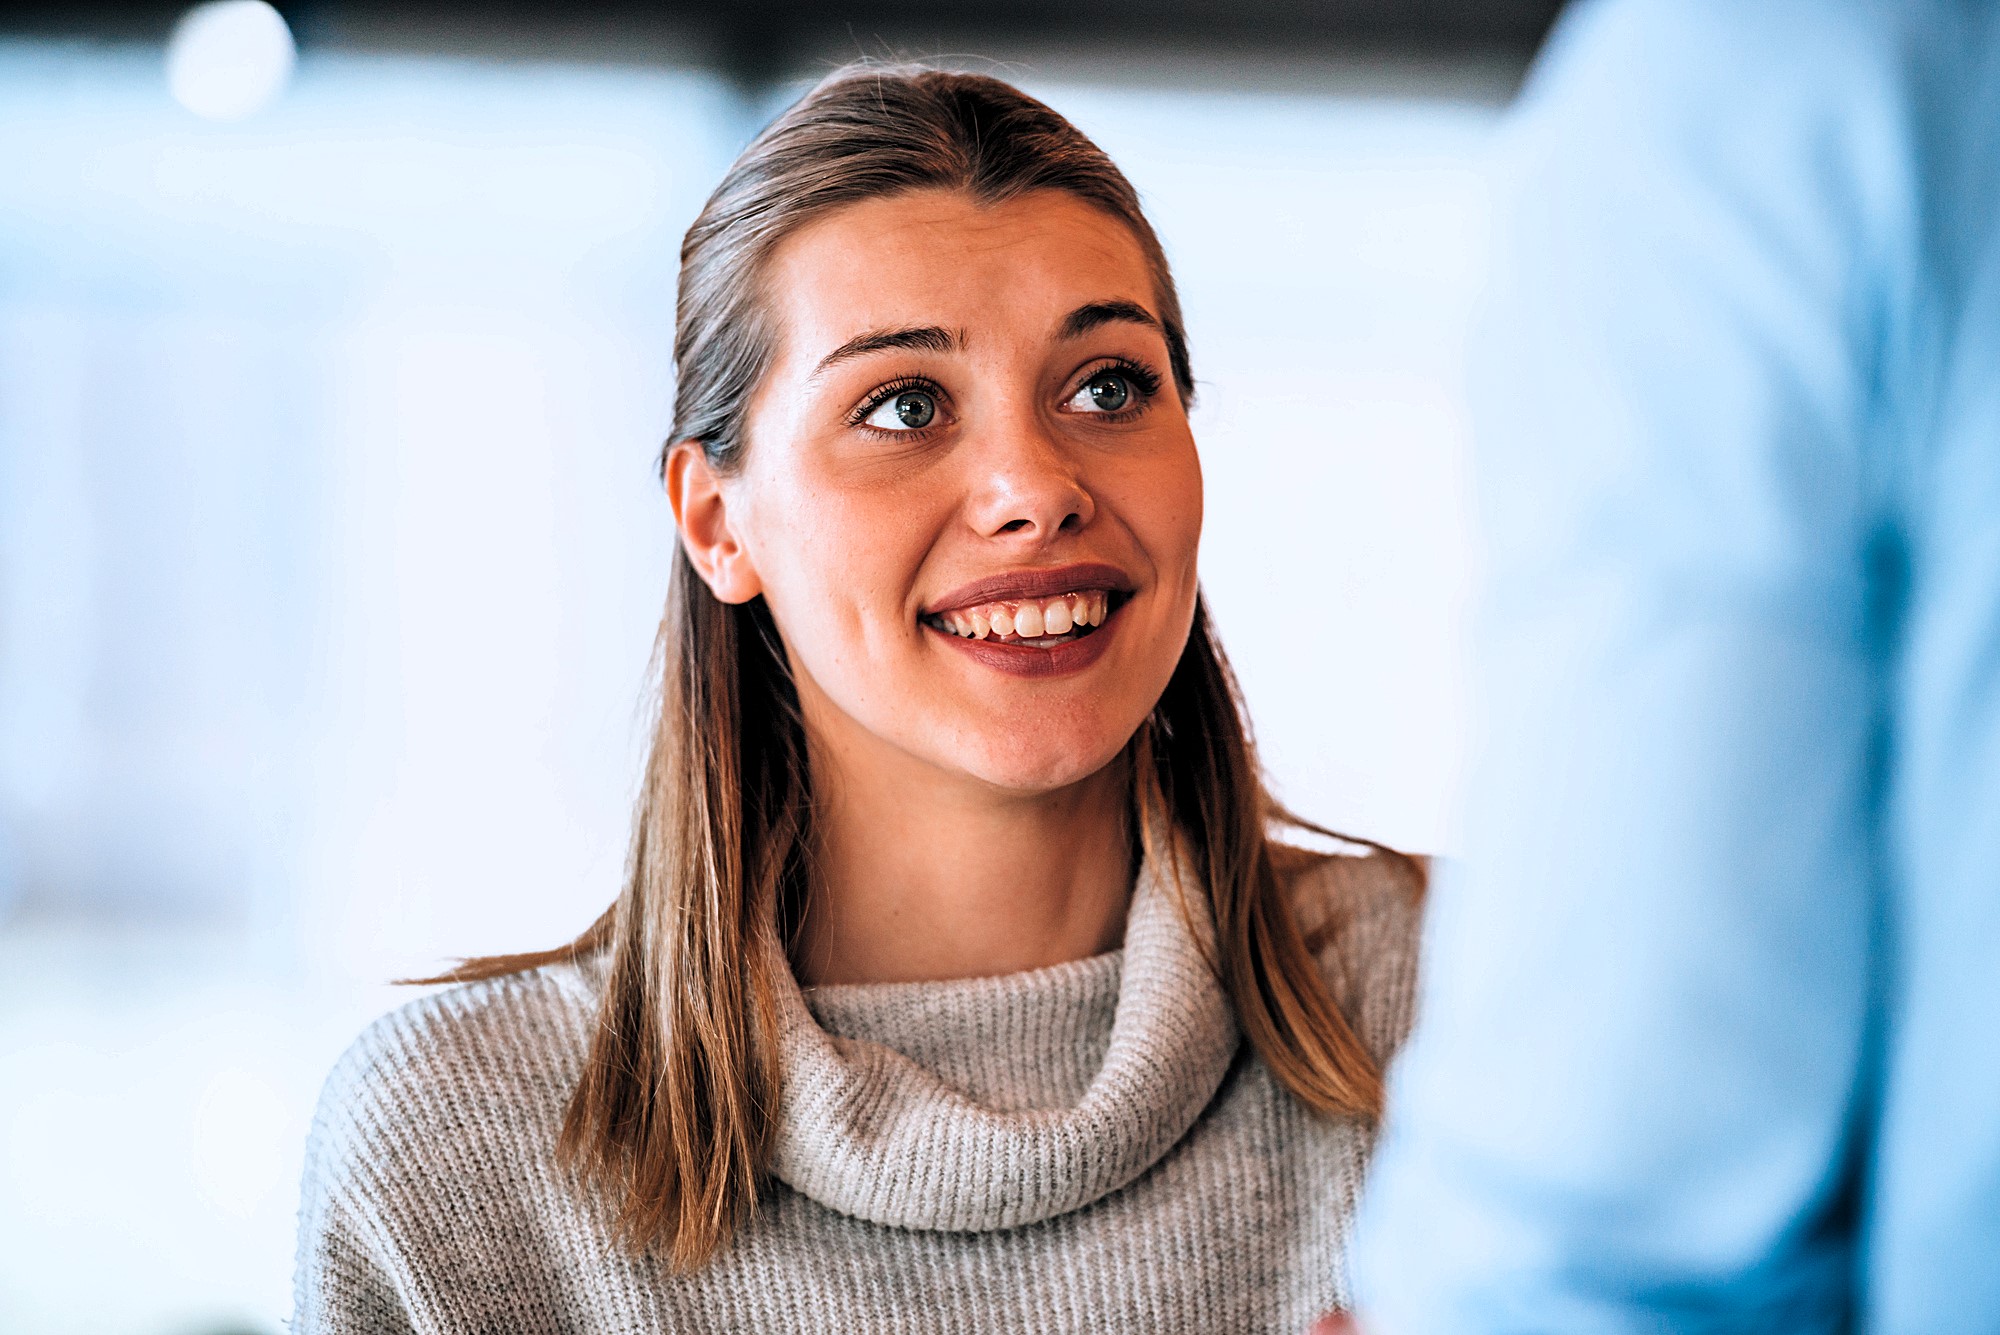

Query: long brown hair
left=439, top=64, right=1419, bottom=1269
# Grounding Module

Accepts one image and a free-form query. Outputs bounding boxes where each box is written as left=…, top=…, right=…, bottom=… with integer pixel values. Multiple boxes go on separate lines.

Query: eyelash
left=845, top=375, right=940, bottom=429
left=843, top=356, right=1167, bottom=433
left=1074, top=357, right=1163, bottom=416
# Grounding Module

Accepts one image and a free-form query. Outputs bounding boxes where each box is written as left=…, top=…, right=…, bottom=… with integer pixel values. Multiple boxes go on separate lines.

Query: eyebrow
left=810, top=325, right=964, bottom=380
left=806, top=301, right=1162, bottom=381
left=1058, top=300, right=1163, bottom=341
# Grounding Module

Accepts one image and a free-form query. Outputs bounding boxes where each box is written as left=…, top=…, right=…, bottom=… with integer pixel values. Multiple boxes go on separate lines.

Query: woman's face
left=672, top=188, right=1202, bottom=798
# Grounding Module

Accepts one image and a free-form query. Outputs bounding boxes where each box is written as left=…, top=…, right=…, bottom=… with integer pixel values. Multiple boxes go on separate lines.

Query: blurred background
left=0, top=1, right=1557, bottom=1329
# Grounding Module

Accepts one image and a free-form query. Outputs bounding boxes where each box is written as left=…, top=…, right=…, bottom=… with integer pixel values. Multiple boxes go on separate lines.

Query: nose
left=965, top=413, right=1094, bottom=542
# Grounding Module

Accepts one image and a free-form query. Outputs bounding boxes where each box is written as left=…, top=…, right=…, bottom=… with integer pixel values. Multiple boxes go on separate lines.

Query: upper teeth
left=933, top=590, right=1111, bottom=641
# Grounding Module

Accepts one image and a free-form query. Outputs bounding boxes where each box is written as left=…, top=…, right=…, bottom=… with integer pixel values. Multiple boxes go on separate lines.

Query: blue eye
left=1069, top=371, right=1133, bottom=414
left=863, top=388, right=937, bottom=431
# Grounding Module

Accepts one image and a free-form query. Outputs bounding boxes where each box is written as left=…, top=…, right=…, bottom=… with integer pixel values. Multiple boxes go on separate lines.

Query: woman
left=295, top=64, right=1423, bottom=1334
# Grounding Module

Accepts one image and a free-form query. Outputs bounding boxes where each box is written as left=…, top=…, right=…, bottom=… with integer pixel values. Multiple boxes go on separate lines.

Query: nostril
left=1059, top=511, right=1084, bottom=532
left=999, top=518, right=1031, bottom=534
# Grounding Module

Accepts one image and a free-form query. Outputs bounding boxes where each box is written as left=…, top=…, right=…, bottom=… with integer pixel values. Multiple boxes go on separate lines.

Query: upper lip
left=922, top=562, right=1133, bottom=616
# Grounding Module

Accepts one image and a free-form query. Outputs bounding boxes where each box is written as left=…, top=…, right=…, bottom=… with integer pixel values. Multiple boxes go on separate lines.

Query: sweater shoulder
left=302, top=961, right=598, bottom=1211
left=294, top=963, right=604, bottom=1329
left=1275, top=844, right=1426, bottom=1067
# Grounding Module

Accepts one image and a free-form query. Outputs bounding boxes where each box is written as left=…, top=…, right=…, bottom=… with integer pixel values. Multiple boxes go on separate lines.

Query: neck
left=793, top=743, right=1134, bottom=987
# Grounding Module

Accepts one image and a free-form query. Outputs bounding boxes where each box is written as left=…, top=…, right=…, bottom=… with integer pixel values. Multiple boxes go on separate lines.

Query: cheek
left=1122, top=440, right=1205, bottom=592
left=1169, top=450, right=1204, bottom=568
left=738, top=464, right=942, bottom=677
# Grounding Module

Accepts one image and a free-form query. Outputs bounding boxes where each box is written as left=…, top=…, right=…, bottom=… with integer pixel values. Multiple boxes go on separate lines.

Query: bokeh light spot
left=166, top=1, right=296, bottom=122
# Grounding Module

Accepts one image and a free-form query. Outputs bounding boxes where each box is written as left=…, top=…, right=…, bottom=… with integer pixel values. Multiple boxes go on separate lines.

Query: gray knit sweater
left=293, top=848, right=1421, bottom=1334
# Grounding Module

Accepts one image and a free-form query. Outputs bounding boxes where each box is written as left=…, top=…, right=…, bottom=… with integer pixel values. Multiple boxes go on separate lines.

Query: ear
left=665, top=440, right=763, bottom=605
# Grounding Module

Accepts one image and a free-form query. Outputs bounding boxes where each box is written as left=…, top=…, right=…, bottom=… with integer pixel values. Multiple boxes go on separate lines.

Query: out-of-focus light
left=166, top=1, right=296, bottom=122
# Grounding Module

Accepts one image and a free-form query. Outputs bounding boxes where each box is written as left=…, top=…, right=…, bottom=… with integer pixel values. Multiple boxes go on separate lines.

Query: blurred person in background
left=1349, top=0, right=2000, bottom=1331
left=294, top=65, right=1424, bottom=1333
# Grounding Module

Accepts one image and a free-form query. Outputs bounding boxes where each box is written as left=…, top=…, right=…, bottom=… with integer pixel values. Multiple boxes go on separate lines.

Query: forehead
left=759, top=189, right=1159, bottom=361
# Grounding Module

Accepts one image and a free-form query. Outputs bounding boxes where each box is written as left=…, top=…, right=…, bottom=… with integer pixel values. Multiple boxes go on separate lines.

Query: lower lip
left=925, top=604, right=1122, bottom=678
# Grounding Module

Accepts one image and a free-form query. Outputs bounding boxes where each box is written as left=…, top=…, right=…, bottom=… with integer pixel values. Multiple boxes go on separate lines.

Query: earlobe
left=664, top=440, right=763, bottom=605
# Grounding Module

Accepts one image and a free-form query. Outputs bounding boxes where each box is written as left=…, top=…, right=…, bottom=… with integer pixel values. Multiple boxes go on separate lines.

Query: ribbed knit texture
left=803, top=949, right=1118, bottom=1112
left=293, top=848, right=1421, bottom=1334
left=771, top=858, right=1241, bottom=1232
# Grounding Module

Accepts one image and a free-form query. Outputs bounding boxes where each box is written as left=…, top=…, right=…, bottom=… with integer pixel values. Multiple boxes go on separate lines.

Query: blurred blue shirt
left=1352, top=1, right=2000, bottom=1331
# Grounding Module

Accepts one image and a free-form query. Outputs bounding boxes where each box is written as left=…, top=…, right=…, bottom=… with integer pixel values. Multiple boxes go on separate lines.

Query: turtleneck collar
left=768, top=850, right=1241, bottom=1232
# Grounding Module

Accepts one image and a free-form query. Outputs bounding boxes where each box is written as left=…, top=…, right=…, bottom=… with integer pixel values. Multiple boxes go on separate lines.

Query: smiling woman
left=292, top=64, right=1425, bottom=1335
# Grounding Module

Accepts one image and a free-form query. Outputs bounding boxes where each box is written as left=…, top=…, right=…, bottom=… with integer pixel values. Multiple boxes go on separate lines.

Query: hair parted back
left=438, top=62, right=1420, bottom=1269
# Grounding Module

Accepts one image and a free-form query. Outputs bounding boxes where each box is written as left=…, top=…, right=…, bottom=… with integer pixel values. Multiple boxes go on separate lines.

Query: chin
left=956, top=730, right=1133, bottom=796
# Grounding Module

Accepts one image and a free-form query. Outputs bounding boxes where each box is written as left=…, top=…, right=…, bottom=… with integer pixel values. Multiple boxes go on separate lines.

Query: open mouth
left=920, top=588, right=1127, bottom=648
